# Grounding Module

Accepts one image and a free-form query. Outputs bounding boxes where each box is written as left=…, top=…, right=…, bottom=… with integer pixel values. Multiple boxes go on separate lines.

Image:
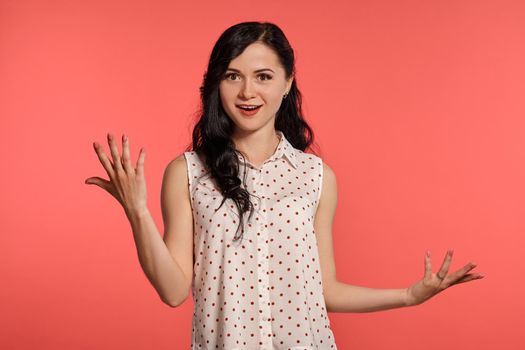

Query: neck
left=232, top=129, right=281, bottom=166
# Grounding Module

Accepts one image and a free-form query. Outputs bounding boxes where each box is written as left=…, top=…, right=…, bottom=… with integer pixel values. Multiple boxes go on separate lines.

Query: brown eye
left=225, top=73, right=239, bottom=80
left=259, top=74, right=272, bottom=81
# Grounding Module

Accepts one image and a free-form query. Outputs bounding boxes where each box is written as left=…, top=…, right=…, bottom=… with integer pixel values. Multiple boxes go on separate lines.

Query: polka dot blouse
left=183, top=130, right=337, bottom=349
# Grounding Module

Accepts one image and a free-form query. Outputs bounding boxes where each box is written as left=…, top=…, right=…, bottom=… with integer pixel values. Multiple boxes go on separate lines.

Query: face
left=219, top=42, right=293, bottom=134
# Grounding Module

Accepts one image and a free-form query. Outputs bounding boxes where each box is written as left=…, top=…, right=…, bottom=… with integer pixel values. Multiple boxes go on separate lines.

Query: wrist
left=404, top=287, right=417, bottom=307
left=126, top=206, right=150, bottom=223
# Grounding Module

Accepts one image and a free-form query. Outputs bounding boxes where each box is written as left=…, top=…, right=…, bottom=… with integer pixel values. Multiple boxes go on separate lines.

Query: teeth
left=239, top=105, right=259, bottom=110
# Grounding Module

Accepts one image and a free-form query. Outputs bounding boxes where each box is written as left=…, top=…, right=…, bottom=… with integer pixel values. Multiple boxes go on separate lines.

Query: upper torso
left=183, top=131, right=337, bottom=350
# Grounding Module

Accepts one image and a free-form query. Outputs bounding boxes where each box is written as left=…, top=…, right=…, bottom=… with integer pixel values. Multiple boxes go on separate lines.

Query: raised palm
left=406, top=249, right=484, bottom=306
left=85, top=133, right=148, bottom=219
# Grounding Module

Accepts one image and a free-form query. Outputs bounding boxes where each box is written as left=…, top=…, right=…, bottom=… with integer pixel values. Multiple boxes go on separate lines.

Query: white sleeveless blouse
left=184, top=130, right=338, bottom=349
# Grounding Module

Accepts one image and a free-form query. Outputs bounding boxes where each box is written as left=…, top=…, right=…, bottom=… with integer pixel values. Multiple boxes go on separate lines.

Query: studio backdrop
left=1, top=0, right=523, bottom=349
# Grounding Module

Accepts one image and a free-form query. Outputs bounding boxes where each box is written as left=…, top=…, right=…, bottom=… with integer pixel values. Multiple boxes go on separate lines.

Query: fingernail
left=123, top=134, right=127, bottom=142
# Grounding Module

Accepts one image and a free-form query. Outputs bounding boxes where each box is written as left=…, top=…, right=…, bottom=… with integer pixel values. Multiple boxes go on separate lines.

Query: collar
left=274, top=130, right=298, bottom=169
left=236, top=130, right=298, bottom=169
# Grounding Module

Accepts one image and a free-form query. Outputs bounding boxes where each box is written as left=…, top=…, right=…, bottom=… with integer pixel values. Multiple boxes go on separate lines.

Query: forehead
left=227, top=42, right=283, bottom=72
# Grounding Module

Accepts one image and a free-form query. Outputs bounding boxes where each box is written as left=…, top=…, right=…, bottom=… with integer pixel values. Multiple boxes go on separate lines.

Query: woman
left=85, top=21, right=484, bottom=349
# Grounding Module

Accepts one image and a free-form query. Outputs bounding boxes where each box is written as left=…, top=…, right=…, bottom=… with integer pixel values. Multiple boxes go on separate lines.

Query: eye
left=224, top=73, right=239, bottom=80
left=259, top=73, right=273, bottom=81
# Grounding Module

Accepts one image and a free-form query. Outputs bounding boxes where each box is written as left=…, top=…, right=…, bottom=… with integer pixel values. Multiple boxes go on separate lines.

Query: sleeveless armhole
left=315, top=157, right=323, bottom=212
left=183, top=151, right=198, bottom=348
left=183, top=152, right=194, bottom=210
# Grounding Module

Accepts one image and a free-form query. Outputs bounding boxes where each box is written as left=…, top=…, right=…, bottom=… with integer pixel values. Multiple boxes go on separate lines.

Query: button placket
left=256, top=165, right=272, bottom=348
left=252, top=167, right=262, bottom=212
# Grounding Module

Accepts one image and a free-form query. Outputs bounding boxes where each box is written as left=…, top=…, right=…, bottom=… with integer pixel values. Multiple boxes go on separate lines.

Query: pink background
left=1, top=0, right=524, bottom=349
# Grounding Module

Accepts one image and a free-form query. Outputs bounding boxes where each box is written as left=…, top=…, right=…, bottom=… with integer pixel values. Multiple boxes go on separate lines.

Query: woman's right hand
left=85, top=133, right=148, bottom=219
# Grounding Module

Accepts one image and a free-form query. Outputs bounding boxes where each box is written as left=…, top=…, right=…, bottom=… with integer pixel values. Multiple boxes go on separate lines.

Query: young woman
left=86, top=21, right=484, bottom=350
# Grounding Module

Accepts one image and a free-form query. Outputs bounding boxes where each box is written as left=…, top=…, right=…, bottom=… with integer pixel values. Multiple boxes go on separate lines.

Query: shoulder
left=319, top=159, right=337, bottom=205
left=322, top=160, right=336, bottom=183
left=162, top=153, right=189, bottom=188
left=166, top=153, right=187, bottom=172
left=297, top=151, right=336, bottom=180
left=166, top=151, right=203, bottom=174
left=295, top=149, right=324, bottom=169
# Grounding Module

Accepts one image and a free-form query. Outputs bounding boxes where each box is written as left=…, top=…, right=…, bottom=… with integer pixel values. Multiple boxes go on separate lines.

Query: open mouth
left=236, top=104, right=262, bottom=111
left=236, top=104, right=262, bottom=116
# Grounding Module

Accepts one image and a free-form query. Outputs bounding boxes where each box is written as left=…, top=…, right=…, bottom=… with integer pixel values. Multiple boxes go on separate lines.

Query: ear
left=286, top=74, right=294, bottom=93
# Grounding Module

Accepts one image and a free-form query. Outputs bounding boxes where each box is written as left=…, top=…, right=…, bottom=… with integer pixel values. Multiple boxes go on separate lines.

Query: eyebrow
left=226, top=68, right=275, bottom=73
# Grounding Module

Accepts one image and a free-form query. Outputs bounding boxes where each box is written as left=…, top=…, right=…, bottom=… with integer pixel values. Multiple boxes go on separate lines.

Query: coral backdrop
left=1, top=0, right=523, bottom=349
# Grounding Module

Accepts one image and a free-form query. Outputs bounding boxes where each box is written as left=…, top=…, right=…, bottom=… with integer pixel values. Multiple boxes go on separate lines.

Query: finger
left=436, top=249, right=454, bottom=279
left=107, top=133, right=123, bottom=171
left=85, top=176, right=112, bottom=192
left=136, top=147, right=146, bottom=177
left=424, top=250, right=432, bottom=280
left=447, top=261, right=478, bottom=283
left=450, top=272, right=484, bottom=286
left=93, top=141, right=116, bottom=180
left=121, top=134, right=134, bottom=174
left=85, top=176, right=121, bottom=203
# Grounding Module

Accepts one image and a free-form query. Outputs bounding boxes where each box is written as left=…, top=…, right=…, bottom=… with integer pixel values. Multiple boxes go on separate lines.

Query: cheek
left=263, top=87, right=285, bottom=103
left=218, top=87, right=237, bottom=119
left=266, top=92, right=284, bottom=108
left=218, top=84, right=232, bottom=102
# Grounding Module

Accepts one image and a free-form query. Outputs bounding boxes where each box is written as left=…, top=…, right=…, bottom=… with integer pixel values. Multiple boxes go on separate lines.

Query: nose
left=239, top=79, right=257, bottom=99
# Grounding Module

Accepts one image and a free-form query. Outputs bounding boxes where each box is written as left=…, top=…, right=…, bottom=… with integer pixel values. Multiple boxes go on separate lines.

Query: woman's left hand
left=405, top=249, right=484, bottom=306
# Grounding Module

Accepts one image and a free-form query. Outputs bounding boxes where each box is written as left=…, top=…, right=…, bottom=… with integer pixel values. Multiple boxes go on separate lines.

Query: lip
left=236, top=104, right=262, bottom=117
left=236, top=104, right=262, bottom=107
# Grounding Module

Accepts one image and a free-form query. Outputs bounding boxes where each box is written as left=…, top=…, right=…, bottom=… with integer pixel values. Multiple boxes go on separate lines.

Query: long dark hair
left=185, top=21, right=318, bottom=242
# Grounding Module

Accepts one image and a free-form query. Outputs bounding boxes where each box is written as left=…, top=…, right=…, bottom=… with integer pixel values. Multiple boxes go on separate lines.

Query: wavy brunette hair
left=185, top=21, right=318, bottom=242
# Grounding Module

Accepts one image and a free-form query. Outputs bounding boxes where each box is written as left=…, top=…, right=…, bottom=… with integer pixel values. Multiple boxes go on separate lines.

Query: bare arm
left=315, top=162, right=483, bottom=313
left=128, top=154, right=194, bottom=307
left=324, top=283, right=409, bottom=313
left=87, top=133, right=193, bottom=307
left=128, top=209, right=188, bottom=307
left=314, top=161, right=409, bottom=313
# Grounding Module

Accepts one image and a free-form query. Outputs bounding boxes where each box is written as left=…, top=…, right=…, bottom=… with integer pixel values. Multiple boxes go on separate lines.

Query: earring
left=283, top=92, right=288, bottom=99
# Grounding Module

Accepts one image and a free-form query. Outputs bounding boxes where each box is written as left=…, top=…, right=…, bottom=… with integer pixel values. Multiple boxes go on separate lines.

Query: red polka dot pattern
left=183, top=131, right=338, bottom=349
